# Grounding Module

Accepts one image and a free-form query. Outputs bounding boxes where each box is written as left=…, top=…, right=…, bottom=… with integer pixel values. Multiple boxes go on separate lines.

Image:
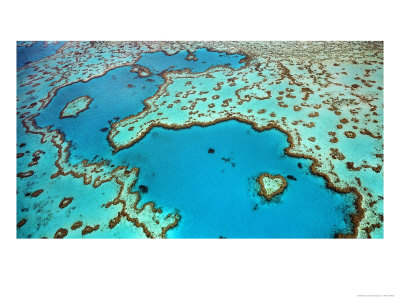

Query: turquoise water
left=124, top=120, right=355, bottom=238
left=17, top=41, right=65, bottom=68
left=36, top=66, right=162, bottom=165
left=36, top=48, right=246, bottom=166
left=137, top=48, right=246, bottom=74
left=23, top=47, right=356, bottom=238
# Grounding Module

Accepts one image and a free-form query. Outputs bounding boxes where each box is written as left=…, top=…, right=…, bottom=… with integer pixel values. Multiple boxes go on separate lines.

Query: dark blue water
left=126, top=120, right=355, bottom=238
left=36, top=49, right=246, bottom=165
left=17, top=41, right=66, bottom=68
left=36, top=66, right=162, bottom=165
left=137, top=48, right=245, bottom=74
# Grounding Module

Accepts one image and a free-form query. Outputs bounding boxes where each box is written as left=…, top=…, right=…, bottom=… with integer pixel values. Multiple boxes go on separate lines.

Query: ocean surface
left=36, top=48, right=246, bottom=166
left=127, top=120, right=355, bottom=238
left=17, top=41, right=65, bottom=68
left=17, top=45, right=364, bottom=238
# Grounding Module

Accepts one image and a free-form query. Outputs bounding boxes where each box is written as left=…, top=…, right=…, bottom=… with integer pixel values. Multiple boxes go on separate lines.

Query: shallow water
left=36, top=65, right=161, bottom=165
left=124, top=120, right=355, bottom=238
left=17, top=41, right=65, bottom=68
left=36, top=48, right=246, bottom=166
left=17, top=44, right=373, bottom=238
left=137, top=48, right=246, bottom=74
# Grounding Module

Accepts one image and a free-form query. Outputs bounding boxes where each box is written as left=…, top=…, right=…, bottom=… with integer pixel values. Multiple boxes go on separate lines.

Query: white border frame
left=1, top=1, right=399, bottom=299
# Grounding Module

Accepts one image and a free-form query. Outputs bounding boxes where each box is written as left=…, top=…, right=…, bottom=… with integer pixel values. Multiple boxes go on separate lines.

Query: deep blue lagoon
left=126, top=120, right=356, bottom=238
left=36, top=48, right=246, bottom=166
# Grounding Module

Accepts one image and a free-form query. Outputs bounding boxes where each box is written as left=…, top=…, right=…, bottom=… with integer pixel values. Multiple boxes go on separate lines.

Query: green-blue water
left=125, top=120, right=355, bottom=238
left=35, top=48, right=246, bottom=166
left=20, top=47, right=356, bottom=238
